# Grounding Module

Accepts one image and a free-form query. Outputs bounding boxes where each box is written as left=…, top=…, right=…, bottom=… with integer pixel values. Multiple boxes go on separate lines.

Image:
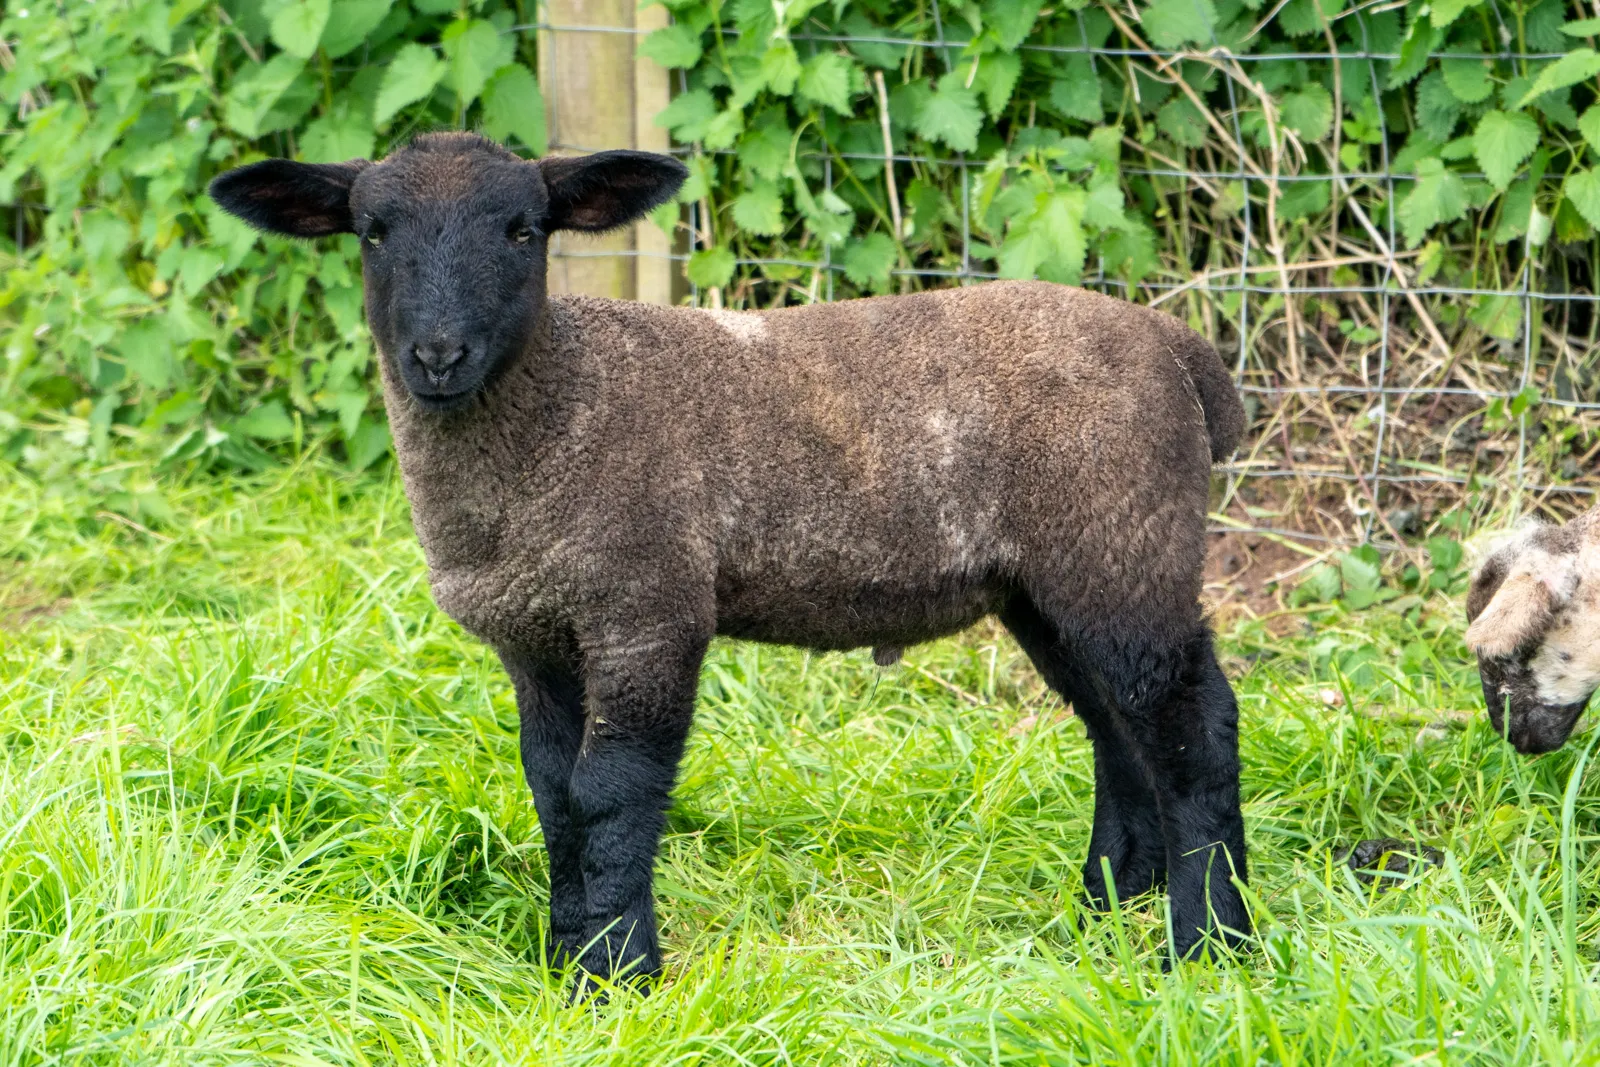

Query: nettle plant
left=645, top=0, right=1599, bottom=334
left=0, top=0, right=544, bottom=484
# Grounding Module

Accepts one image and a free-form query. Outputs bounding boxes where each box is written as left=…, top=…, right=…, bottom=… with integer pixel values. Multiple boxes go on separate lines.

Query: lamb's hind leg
left=1000, top=598, right=1166, bottom=907
left=1089, top=625, right=1249, bottom=960
left=502, top=652, right=588, bottom=971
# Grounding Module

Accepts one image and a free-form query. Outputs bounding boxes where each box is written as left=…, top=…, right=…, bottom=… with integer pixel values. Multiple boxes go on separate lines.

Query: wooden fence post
left=538, top=0, right=675, bottom=305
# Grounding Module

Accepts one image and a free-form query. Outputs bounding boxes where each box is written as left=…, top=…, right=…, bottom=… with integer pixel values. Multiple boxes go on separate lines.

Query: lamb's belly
left=714, top=571, right=1009, bottom=651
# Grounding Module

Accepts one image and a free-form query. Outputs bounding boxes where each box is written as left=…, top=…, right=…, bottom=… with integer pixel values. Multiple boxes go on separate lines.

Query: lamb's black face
left=207, top=134, right=687, bottom=413
left=1476, top=655, right=1589, bottom=755
left=351, top=152, right=548, bottom=410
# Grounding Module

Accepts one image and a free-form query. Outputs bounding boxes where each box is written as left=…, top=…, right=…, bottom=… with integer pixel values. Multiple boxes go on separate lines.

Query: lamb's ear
left=1466, top=568, right=1564, bottom=659
left=537, top=150, right=687, bottom=233
left=208, top=159, right=371, bottom=238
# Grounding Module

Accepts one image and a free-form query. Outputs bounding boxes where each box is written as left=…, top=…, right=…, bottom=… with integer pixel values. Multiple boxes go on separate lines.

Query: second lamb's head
left=209, top=133, right=686, bottom=411
left=1464, top=510, right=1600, bottom=754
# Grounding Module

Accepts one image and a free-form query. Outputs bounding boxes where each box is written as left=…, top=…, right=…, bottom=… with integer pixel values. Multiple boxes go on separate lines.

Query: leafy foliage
left=4, top=0, right=1600, bottom=484
left=646, top=0, right=1599, bottom=322
left=0, top=0, right=544, bottom=474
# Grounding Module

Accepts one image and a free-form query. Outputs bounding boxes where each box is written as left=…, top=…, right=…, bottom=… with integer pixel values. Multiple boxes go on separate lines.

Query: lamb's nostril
left=412, top=341, right=468, bottom=381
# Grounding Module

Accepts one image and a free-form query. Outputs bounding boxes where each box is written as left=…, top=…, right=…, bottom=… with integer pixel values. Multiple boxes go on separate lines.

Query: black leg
left=568, top=622, right=709, bottom=991
left=1081, top=728, right=1168, bottom=908
left=1097, top=629, right=1249, bottom=960
left=502, top=652, right=588, bottom=970
left=1000, top=599, right=1166, bottom=909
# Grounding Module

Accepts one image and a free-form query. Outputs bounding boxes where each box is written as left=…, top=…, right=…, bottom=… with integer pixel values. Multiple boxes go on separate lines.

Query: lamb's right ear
left=537, top=150, right=688, bottom=233
left=1465, top=564, right=1568, bottom=659
left=208, top=159, right=370, bottom=238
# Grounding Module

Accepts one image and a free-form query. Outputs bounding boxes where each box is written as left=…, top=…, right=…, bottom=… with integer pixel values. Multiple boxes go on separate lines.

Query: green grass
left=3, top=458, right=1600, bottom=1065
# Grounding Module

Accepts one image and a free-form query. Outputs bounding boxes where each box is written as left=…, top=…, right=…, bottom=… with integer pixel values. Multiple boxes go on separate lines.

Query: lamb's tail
left=1177, top=333, right=1245, bottom=462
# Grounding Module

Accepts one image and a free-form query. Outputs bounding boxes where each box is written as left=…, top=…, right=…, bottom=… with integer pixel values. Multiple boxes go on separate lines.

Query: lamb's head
left=1465, top=511, right=1600, bottom=754
left=209, top=133, right=686, bottom=411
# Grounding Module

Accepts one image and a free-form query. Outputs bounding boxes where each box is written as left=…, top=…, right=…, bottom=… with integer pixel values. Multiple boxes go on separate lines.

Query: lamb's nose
left=412, top=341, right=467, bottom=383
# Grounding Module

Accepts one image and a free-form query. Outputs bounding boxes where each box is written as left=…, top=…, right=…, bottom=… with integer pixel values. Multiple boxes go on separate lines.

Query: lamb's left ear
left=208, top=159, right=371, bottom=238
left=537, top=150, right=688, bottom=233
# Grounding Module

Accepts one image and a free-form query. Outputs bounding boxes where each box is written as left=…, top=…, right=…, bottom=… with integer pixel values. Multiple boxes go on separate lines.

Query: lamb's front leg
left=571, top=620, right=709, bottom=992
left=503, top=653, right=588, bottom=970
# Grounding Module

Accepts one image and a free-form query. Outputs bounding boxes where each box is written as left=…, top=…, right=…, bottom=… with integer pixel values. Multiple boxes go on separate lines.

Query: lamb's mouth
left=411, top=385, right=480, bottom=413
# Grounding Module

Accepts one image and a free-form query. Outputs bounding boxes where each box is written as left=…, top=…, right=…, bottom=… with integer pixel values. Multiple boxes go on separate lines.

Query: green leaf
left=301, top=97, right=375, bottom=162
left=119, top=318, right=174, bottom=391
left=842, top=10, right=908, bottom=68
left=1049, top=56, right=1103, bottom=123
left=132, top=0, right=174, bottom=54
left=1293, top=563, right=1342, bottom=605
left=374, top=43, right=446, bottom=128
left=637, top=23, right=703, bottom=68
left=655, top=88, right=717, bottom=142
left=1388, top=20, right=1441, bottom=88
left=797, top=52, right=854, bottom=115
left=1279, top=178, right=1331, bottom=219
left=79, top=211, right=132, bottom=265
left=974, top=52, right=1021, bottom=119
left=1441, top=55, right=1495, bottom=103
left=1033, top=187, right=1087, bottom=283
left=703, top=107, right=745, bottom=151
left=737, top=113, right=793, bottom=181
left=1142, top=0, right=1217, bottom=48
left=1157, top=96, right=1207, bottom=147
left=1429, top=0, right=1483, bottom=29
left=346, top=416, right=391, bottom=470
left=841, top=232, right=897, bottom=290
left=1473, top=109, right=1539, bottom=189
left=686, top=246, right=735, bottom=288
left=1098, top=220, right=1159, bottom=285
left=1564, top=17, right=1600, bottom=35
left=1340, top=547, right=1382, bottom=600
left=481, top=64, right=547, bottom=154
left=982, top=0, right=1043, bottom=50
left=1493, top=177, right=1536, bottom=242
left=1280, top=83, right=1333, bottom=142
left=1278, top=0, right=1347, bottom=36
left=1470, top=292, right=1523, bottom=340
left=1427, top=536, right=1463, bottom=571
left=1517, top=49, right=1600, bottom=107
left=270, top=0, right=331, bottom=59
left=223, top=55, right=308, bottom=139
left=1578, top=104, right=1600, bottom=154
left=320, top=0, right=391, bottom=58
left=1413, top=72, right=1460, bottom=143
left=441, top=18, right=511, bottom=108
left=233, top=400, right=297, bottom=441
left=1565, top=168, right=1600, bottom=229
left=731, top=182, right=785, bottom=236
left=912, top=73, right=983, bottom=152
left=759, top=40, right=802, bottom=97
left=1398, top=158, right=1468, bottom=246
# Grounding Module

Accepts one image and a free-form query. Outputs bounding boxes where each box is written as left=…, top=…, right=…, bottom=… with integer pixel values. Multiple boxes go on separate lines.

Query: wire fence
left=534, top=0, right=1600, bottom=563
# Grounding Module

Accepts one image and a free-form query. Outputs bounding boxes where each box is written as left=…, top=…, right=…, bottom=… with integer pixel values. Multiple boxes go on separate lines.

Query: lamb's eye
left=511, top=225, right=534, bottom=245
left=365, top=222, right=386, bottom=248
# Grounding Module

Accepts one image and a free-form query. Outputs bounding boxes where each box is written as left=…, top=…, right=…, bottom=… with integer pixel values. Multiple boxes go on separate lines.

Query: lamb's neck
left=382, top=328, right=587, bottom=575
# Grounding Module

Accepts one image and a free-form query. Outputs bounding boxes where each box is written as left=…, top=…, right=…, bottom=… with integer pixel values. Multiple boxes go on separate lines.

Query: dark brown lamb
left=210, top=132, right=1251, bottom=992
